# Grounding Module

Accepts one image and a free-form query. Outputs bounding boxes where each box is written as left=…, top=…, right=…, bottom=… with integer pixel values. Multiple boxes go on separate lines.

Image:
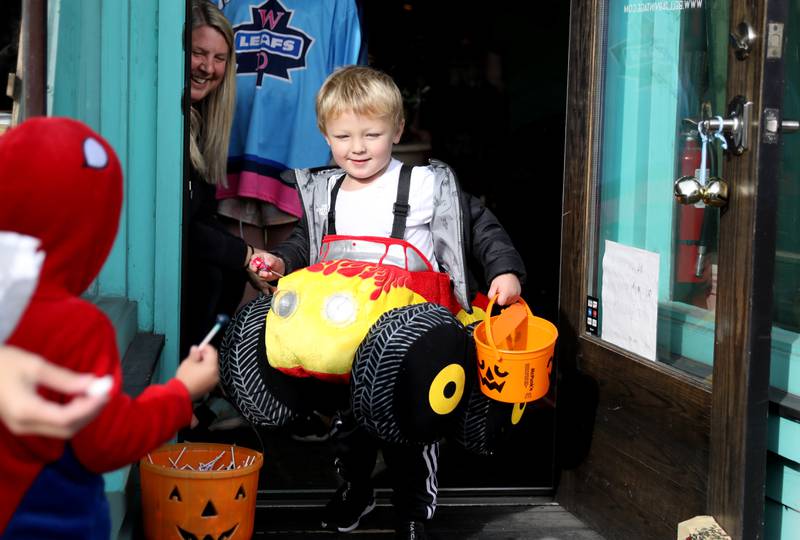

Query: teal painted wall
left=767, top=415, right=800, bottom=540
left=47, top=2, right=185, bottom=535
left=152, top=0, right=186, bottom=382
left=47, top=0, right=184, bottom=373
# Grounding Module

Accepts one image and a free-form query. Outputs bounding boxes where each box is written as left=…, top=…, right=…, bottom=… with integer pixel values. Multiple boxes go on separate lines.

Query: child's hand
left=176, top=345, right=219, bottom=401
left=0, top=345, right=110, bottom=438
left=488, top=273, right=522, bottom=306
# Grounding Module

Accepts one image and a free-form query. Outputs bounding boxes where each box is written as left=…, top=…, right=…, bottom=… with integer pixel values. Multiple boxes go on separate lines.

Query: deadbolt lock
left=730, top=21, right=756, bottom=60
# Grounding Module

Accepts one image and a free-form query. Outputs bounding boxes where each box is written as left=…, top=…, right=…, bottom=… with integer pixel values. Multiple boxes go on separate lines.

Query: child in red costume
left=0, top=117, right=219, bottom=539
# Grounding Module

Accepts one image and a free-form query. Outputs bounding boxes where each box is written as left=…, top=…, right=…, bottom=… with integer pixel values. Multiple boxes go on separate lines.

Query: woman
left=183, top=0, right=267, bottom=357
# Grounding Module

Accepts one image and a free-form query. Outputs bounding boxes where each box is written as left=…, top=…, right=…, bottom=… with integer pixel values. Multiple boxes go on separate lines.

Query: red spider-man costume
left=0, top=118, right=192, bottom=538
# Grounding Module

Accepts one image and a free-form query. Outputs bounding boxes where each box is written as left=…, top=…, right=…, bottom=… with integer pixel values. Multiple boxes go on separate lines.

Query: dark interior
left=0, top=1, right=22, bottom=114
left=181, top=0, right=571, bottom=501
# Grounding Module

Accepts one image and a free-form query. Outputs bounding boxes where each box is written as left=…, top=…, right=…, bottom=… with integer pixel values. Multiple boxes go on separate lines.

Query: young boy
left=252, top=66, right=526, bottom=539
left=0, top=117, right=219, bottom=539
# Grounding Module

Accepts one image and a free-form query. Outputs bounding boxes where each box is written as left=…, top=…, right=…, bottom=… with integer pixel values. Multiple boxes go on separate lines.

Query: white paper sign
left=601, top=240, right=660, bottom=361
left=0, top=232, right=45, bottom=343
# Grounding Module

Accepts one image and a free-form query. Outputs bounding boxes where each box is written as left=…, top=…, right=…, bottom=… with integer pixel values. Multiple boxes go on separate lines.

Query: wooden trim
left=558, top=0, right=598, bottom=377
left=707, top=2, right=784, bottom=538
left=578, top=340, right=711, bottom=481
left=21, top=0, right=46, bottom=117
left=152, top=0, right=188, bottom=377
left=557, top=339, right=712, bottom=539
left=179, top=0, right=192, bottom=358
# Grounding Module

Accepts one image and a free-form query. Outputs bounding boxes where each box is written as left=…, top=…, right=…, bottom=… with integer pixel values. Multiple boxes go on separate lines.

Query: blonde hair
left=316, top=65, right=404, bottom=134
left=189, top=0, right=236, bottom=186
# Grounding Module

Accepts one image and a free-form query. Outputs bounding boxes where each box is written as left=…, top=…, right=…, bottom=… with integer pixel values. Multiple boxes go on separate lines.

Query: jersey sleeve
left=334, top=0, right=364, bottom=66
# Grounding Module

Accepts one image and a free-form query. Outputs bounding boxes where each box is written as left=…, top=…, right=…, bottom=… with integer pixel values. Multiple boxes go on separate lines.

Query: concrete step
left=106, top=332, right=164, bottom=540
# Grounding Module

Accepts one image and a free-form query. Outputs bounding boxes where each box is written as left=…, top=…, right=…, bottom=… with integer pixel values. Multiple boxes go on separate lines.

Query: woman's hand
left=0, top=346, right=111, bottom=438
left=246, top=249, right=285, bottom=293
left=488, top=273, right=522, bottom=306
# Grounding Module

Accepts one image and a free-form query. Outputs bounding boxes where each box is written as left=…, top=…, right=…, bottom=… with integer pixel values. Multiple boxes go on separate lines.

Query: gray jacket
left=274, top=160, right=526, bottom=312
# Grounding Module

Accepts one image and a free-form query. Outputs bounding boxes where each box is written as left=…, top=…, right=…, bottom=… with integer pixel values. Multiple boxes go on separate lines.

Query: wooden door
left=558, top=2, right=786, bottom=538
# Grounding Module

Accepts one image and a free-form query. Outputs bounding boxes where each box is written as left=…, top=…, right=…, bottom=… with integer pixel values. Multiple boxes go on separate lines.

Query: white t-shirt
left=333, top=159, right=438, bottom=268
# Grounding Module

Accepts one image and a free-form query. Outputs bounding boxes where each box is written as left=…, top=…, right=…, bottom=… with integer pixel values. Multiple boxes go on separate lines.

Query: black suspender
left=391, top=164, right=412, bottom=239
left=326, top=164, right=413, bottom=239
left=326, top=174, right=346, bottom=235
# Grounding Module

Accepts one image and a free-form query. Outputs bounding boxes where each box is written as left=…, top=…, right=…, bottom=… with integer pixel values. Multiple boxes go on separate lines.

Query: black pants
left=181, top=260, right=246, bottom=358
left=331, top=409, right=440, bottom=521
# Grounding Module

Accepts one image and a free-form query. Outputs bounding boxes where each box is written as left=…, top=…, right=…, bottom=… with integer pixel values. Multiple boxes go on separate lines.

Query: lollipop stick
left=198, top=314, right=231, bottom=347
left=267, top=266, right=285, bottom=278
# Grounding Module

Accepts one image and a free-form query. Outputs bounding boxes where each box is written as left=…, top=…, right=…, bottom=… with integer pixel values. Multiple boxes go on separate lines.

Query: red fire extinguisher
left=675, top=132, right=705, bottom=283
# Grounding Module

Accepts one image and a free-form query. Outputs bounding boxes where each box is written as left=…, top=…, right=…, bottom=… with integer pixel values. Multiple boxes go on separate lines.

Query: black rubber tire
left=218, top=295, right=298, bottom=428
left=350, top=303, right=471, bottom=445
left=449, top=322, right=521, bottom=456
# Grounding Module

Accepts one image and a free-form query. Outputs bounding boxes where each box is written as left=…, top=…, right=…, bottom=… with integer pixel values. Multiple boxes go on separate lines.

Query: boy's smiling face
left=324, top=110, right=404, bottom=185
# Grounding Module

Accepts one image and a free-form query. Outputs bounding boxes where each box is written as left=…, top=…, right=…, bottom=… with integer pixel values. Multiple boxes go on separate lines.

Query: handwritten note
left=601, top=240, right=660, bottom=361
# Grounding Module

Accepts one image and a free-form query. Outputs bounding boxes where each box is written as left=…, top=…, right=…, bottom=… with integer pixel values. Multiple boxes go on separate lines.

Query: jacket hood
left=0, top=117, right=122, bottom=296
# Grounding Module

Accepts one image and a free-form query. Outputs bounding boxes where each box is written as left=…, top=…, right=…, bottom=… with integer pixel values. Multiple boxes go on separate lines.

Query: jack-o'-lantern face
left=162, top=479, right=250, bottom=540
left=140, top=445, right=262, bottom=540
left=478, top=357, right=510, bottom=393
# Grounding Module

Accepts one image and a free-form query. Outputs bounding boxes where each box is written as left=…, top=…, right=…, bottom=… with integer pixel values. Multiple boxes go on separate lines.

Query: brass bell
left=703, top=177, right=729, bottom=207
left=674, top=175, right=704, bottom=205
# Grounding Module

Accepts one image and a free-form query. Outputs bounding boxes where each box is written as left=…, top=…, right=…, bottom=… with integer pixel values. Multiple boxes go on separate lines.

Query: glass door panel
left=589, top=0, right=729, bottom=379
left=772, top=2, right=800, bottom=395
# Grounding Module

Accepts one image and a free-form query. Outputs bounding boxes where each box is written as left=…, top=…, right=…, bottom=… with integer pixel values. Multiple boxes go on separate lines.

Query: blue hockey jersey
left=218, top=0, right=363, bottom=217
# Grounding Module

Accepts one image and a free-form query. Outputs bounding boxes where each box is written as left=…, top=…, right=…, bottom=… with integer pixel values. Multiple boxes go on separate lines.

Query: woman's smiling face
left=190, top=25, right=229, bottom=103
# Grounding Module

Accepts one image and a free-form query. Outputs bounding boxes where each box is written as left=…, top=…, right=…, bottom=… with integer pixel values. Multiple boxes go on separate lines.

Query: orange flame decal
left=308, top=260, right=410, bottom=300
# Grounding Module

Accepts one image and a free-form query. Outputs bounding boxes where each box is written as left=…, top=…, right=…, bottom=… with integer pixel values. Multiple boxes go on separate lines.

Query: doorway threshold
left=251, top=498, right=604, bottom=539
left=256, top=488, right=555, bottom=508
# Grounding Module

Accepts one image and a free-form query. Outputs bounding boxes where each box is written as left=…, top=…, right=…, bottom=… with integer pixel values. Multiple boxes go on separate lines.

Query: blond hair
left=316, top=65, right=404, bottom=134
left=189, top=0, right=236, bottom=186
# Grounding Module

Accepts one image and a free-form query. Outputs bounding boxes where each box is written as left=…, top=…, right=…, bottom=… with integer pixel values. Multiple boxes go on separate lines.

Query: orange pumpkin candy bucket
left=140, top=442, right=263, bottom=540
left=473, top=297, right=558, bottom=403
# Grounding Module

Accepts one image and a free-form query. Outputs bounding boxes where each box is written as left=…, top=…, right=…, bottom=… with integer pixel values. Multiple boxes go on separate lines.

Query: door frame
left=15, top=0, right=46, bottom=120
left=558, top=1, right=781, bottom=538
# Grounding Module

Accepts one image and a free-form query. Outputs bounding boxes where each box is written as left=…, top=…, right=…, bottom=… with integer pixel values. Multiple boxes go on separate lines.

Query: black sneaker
left=320, top=482, right=376, bottom=532
left=395, top=520, right=428, bottom=540
left=289, top=413, right=330, bottom=442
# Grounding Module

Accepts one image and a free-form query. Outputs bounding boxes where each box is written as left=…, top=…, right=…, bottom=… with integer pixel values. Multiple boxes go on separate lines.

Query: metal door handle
left=683, top=96, right=752, bottom=155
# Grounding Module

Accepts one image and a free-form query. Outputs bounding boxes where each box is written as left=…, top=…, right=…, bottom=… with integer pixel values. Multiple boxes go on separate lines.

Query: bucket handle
left=484, top=296, right=534, bottom=352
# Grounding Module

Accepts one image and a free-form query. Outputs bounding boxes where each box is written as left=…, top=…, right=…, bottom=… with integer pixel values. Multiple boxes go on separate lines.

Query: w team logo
left=232, top=0, right=314, bottom=85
